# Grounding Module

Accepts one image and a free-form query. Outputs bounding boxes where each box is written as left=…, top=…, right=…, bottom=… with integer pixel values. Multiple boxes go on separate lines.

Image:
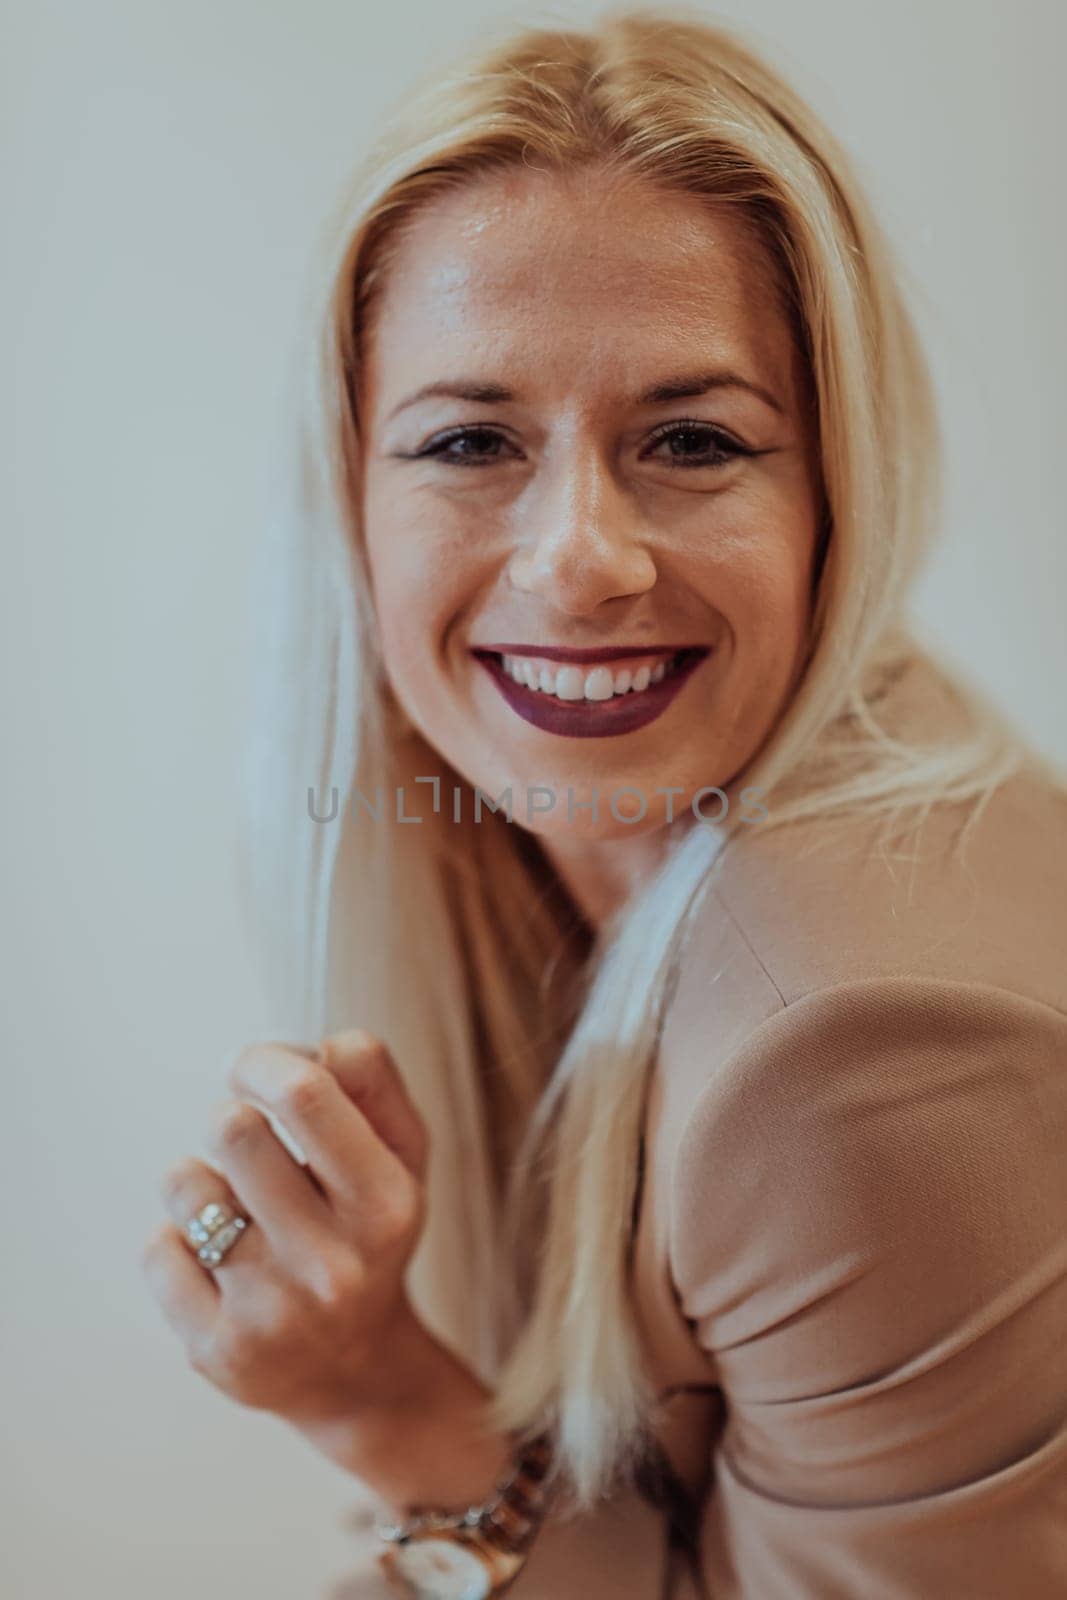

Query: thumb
left=316, top=1028, right=429, bottom=1184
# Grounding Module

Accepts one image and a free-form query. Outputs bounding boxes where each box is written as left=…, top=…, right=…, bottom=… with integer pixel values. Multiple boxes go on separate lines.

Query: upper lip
left=471, top=643, right=708, bottom=663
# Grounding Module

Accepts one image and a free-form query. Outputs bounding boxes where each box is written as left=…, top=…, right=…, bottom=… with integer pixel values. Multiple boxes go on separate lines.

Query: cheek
left=679, top=471, right=817, bottom=609
left=362, top=507, right=481, bottom=688
left=371, top=563, right=448, bottom=690
left=692, top=530, right=814, bottom=641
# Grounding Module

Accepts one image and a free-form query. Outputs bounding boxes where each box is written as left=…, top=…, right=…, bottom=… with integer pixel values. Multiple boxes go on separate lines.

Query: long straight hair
left=236, top=6, right=1040, bottom=1509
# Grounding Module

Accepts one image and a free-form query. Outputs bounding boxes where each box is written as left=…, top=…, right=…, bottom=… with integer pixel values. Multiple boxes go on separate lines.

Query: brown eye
left=415, top=427, right=520, bottom=467
left=643, top=420, right=753, bottom=470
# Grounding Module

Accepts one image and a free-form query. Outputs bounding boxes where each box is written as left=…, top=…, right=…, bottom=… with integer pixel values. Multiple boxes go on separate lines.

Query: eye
left=414, top=426, right=521, bottom=468
left=409, top=418, right=755, bottom=471
left=642, top=419, right=753, bottom=470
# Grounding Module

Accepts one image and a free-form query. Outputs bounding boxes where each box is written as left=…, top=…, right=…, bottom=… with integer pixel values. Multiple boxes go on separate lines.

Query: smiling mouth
left=470, top=645, right=712, bottom=739
left=472, top=646, right=704, bottom=703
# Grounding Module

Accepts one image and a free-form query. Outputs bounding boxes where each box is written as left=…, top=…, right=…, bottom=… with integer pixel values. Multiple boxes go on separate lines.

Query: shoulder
left=707, top=754, right=1067, bottom=1015
left=655, top=748, right=1067, bottom=1143
left=669, top=968, right=1067, bottom=1216
left=702, top=641, right=1067, bottom=1014
left=669, top=974, right=1067, bottom=1290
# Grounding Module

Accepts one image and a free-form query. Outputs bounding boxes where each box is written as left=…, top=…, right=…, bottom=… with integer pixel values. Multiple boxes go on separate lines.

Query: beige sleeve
left=668, top=976, right=1067, bottom=1599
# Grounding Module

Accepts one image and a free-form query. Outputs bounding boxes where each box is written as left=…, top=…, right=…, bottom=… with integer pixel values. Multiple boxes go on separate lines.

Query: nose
left=506, top=451, right=657, bottom=612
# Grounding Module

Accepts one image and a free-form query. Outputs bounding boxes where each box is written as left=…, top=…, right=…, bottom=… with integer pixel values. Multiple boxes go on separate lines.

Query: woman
left=140, top=9, right=1067, bottom=1597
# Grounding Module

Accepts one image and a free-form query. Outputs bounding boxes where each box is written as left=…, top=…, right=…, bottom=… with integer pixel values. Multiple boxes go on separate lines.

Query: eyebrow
left=385, top=368, right=785, bottom=423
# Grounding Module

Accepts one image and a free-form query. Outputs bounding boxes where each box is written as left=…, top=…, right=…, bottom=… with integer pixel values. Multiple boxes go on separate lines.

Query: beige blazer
left=328, top=648, right=1067, bottom=1599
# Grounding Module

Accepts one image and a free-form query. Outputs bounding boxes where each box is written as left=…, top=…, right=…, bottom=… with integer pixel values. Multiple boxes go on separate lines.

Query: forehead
left=360, top=168, right=797, bottom=406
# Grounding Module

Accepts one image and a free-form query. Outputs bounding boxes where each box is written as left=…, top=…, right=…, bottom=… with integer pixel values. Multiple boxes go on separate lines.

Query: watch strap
left=376, top=1430, right=556, bottom=1595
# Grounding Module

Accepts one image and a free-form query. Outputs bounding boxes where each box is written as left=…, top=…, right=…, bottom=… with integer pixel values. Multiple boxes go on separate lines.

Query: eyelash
left=412, top=418, right=753, bottom=471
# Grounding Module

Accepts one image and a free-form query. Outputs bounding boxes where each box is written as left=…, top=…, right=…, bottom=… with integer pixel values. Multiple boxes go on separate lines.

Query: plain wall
left=3, top=1, right=1064, bottom=1595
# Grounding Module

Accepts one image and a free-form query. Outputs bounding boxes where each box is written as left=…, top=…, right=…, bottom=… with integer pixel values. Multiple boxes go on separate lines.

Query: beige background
left=3, top=1, right=1064, bottom=1595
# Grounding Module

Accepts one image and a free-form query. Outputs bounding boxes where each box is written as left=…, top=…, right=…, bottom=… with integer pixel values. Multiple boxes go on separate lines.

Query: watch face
left=392, top=1536, right=492, bottom=1600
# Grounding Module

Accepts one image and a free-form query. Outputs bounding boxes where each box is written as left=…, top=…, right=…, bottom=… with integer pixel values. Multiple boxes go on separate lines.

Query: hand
left=140, top=1029, right=432, bottom=1432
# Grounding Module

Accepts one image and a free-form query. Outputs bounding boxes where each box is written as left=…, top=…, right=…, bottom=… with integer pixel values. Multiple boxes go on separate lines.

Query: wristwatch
left=375, top=1431, right=556, bottom=1599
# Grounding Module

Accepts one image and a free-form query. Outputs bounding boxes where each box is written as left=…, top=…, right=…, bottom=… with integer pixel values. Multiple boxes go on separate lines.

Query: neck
left=538, top=821, right=687, bottom=932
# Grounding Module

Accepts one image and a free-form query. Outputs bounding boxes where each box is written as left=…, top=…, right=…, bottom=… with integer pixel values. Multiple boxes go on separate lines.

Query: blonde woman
left=140, top=8, right=1067, bottom=1597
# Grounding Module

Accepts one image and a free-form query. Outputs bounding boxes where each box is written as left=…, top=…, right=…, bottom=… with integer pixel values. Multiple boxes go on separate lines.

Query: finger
left=231, top=1033, right=428, bottom=1182
left=139, top=1218, right=219, bottom=1349
left=226, top=1042, right=417, bottom=1226
left=203, top=1097, right=334, bottom=1271
left=223, top=1042, right=322, bottom=1175
left=319, top=1030, right=429, bottom=1183
left=159, top=1154, right=264, bottom=1290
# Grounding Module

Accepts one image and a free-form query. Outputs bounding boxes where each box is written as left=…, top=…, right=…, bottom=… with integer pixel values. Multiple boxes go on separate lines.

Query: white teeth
left=584, top=667, right=615, bottom=702
left=500, top=652, right=680, bottom=700
left=556, top=666, right=585, bottom=701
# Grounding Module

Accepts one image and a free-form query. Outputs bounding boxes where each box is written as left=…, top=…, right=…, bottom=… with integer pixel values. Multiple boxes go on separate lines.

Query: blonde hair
left=237, top=5, right=1042, bottom=1510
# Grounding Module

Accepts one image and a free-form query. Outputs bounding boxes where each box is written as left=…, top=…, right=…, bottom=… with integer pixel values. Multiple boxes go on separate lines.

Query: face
left=358, top=166, right=824, bottom=844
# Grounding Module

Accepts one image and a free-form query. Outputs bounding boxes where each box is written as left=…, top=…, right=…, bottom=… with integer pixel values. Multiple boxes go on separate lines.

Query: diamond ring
left=183, top=1199, right=252, bottom=1269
